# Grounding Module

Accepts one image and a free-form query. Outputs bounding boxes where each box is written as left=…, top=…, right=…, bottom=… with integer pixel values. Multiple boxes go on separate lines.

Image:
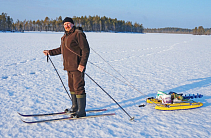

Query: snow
left=0, top=31, right=211, bottom=138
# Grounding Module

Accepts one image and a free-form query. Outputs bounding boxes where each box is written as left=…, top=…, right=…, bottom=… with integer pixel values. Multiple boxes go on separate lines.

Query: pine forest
left=0, top=12, right=210, bottom=35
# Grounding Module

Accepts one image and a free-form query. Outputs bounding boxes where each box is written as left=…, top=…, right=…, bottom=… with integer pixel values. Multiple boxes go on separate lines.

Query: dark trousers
left=67, top=71, right=85, bottom=95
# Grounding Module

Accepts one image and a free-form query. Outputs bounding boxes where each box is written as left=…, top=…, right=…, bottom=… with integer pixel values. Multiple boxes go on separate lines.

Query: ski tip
left=18, top=112, right=31, bottom=117
left=17, top=112, right=31, bottom=117
left=20, top=119, right=28, bottom=123
left=17, top=112, right=23, bottom=116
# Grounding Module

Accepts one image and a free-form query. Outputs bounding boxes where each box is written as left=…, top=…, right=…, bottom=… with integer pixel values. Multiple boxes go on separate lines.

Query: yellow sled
left=146, top=97, right=162, bottom=104
left=147, top=97, right=203, bottom=111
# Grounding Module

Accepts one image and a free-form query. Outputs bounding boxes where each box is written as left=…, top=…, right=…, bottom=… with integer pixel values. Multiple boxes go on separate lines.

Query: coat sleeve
left=49, top=46, right=61, bottom=56
left=77, top=32, right=90, bottom=66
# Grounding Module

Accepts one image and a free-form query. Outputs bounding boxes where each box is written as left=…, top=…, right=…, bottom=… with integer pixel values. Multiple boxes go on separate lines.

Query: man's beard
left=65, top=27, right=71, bottom=31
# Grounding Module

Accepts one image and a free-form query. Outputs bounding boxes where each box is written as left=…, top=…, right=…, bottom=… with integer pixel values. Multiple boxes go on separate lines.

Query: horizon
left=1, top=0, right=211, bottom=29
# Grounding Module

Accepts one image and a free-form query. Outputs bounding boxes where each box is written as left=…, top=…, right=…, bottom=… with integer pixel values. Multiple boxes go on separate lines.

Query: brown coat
left=49, top=26, right=90, bottom=71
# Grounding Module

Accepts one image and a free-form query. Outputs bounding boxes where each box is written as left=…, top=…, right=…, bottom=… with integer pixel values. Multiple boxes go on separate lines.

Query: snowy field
left=0, top=31, right=211, bottom=138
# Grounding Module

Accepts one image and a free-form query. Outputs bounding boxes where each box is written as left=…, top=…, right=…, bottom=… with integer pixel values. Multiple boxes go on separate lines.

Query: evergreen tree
left=0, top=12, right=13, bottom=31
left=193, top=27, right=197, bottom=35
left=197, top=26, right=205, bottom=35
left=44, top=17, right=50, bottom=31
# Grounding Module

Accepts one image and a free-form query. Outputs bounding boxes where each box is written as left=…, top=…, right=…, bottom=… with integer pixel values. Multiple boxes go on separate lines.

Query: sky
left=1, top=0, right=211, bottom=29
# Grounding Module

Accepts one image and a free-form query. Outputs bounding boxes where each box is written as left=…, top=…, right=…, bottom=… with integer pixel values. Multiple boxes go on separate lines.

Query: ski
left=21, top=113, right=116, bottom=124
left=18, top=109, right=107, bottom=117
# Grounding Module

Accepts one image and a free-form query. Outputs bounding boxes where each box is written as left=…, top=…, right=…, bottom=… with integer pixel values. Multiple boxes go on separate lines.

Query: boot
left=65, top=93, right=78, bottom=113
left=76, top=94, right=86, bottom=117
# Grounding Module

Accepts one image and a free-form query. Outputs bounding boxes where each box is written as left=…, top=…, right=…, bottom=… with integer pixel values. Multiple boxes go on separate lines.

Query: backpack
left=76, top=26, right=83, bottom=32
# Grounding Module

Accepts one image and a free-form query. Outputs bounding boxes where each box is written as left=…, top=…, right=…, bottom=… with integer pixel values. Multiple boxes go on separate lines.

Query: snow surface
left=0, top=31, right=211, bottom=138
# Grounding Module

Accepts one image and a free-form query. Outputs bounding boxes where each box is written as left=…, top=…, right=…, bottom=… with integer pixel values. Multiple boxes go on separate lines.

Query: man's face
left=64, top=22, right=74, bottom=32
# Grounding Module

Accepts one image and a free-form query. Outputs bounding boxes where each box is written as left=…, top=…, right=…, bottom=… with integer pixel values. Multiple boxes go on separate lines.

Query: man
left=43, top=17, right=90, bottom=117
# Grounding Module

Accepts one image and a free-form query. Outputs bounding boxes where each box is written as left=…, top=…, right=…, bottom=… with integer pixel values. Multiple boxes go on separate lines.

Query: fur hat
left=63, top=17, right=74, bottom=24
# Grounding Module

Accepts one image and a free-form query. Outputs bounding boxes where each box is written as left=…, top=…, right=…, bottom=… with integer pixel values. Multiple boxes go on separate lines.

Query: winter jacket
left=49, top=26, right=90, bottom=71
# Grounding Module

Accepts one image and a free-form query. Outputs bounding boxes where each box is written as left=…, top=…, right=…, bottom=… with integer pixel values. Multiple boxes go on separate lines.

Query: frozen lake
left=0, top=31, right=211, bottom=137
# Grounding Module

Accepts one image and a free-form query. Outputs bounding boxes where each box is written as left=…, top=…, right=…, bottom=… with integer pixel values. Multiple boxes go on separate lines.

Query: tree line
left=0, top=13, right=13, bottom=31
left=1, top=12, right=210, bottom=35
left=144, top=26, right=211, bottom=35
left=0, top=12, right=144, bottom=33
left=192, top=26, right=211, bottom=35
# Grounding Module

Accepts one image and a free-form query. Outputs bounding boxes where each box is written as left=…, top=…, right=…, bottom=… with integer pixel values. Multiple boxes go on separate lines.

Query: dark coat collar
left=65, top=26, right=76, bottom=36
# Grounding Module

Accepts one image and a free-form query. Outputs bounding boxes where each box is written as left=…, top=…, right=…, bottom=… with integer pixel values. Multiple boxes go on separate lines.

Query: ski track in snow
left=100, top=44, right=176, bottom=63
left=0, top=32, right=211, bottom=138
left=0, top=56, right=50, bottom=81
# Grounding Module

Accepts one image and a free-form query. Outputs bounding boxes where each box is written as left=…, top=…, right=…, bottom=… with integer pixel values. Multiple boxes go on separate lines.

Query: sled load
left=146, top=91, right=203, bottom=111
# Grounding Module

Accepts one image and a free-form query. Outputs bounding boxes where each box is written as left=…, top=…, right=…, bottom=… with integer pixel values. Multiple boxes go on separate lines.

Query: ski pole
left=47, top=54, right=72, bottom=101
left=85, top=73, right=135, bottom=121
